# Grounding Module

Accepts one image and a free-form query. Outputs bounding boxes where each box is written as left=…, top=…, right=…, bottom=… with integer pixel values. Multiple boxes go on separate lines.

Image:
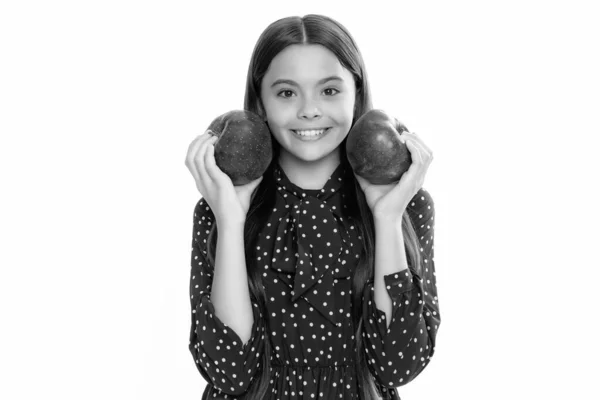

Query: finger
left=186, top=154, right=202, bottom=190
left=185, top=131, right=215, bottom=182
left=186, top=130, right=214, bottom=165
left=186, top=139, right=208, bottom=193
left=397, top=161, right=419, bottom=188
left=404, top=131, right=432, bottom=160
left=405, top=138, right=424, bottom=165
left=407, top=135, right=433, bottom=166
left=404, top=139, right=431, bottom=189
left=402, top=131, right=432, bottom=156
left=394, top=118, right=409, bottom=134
left=195, top=135, right=215, bottom=190
left=204, top=137, right=232, bottom=187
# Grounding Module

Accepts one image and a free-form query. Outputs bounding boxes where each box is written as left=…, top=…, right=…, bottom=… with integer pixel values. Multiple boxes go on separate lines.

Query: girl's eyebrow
left=270, top=76, right=344, bottom=88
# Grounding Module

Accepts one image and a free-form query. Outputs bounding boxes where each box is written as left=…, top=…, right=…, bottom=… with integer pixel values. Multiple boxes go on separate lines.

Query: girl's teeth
left=295, top=129, right=327, bottom=136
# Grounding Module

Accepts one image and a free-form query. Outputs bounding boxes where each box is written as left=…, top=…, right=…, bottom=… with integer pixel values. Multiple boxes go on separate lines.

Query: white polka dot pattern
left=188, top=199, right=266, bottom=396
left=188, top=162, right=440, bottom=399
left=360, top=189, right=439, bottom=388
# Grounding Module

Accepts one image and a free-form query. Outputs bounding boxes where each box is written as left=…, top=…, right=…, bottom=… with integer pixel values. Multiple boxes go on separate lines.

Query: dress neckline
left=273, top=162, right=347, bottom=199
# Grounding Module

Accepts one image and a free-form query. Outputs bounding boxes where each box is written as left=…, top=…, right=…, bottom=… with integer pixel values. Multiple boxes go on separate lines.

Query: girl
left=185, top=14, right=439, bottom=400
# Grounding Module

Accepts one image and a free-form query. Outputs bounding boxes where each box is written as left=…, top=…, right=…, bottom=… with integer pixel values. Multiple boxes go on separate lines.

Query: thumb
left=247, top=175, right=264, bottom=192
left=353, top=173, right=368, bottom=191
left=236, top=175, right=263, bottom=196
left=236, top=175, right=264, bottom=213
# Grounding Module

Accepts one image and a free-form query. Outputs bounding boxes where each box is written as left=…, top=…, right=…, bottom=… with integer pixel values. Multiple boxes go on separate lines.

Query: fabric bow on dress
left=270, top=163, right=359, bottom=326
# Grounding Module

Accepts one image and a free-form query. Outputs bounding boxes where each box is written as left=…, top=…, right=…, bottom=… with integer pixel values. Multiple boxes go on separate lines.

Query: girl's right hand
left=185, top=130, right=263, bottom=226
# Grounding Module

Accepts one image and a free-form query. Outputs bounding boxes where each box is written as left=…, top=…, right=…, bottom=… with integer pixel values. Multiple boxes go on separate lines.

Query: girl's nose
left=298, top=98, right=322, bottom=120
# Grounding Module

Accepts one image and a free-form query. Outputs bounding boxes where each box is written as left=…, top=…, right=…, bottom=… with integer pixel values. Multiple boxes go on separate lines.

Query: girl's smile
left=291, top=126, right=333, bottom=141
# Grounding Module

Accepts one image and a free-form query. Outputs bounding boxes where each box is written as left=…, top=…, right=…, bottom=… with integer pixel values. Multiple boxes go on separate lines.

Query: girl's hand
left=354, top=131, right=433, bottom=221
left=185, top=130, right=263, bottom=226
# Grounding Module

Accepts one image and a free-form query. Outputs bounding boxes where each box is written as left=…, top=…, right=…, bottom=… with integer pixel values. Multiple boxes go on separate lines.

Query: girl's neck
left=278, top=150, right=341, bottom=190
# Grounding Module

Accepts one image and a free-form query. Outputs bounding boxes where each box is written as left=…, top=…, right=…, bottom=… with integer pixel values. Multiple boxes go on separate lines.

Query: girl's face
left=260, top=44, right=356, bottom=166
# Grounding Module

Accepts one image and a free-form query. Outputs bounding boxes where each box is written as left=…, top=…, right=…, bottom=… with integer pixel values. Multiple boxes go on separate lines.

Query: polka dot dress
left=189, top=162, right=440, bottom=399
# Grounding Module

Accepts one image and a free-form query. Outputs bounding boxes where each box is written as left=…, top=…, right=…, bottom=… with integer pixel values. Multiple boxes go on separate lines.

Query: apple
left=207, top=110, right=273, bottom=186
left=346, top=109, right=412, bottom=185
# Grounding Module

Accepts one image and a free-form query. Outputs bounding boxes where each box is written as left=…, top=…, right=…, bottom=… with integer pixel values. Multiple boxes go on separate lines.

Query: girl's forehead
left=263, top=44, right=351, bottom=84
left=273, top=44, right=336, bottom=63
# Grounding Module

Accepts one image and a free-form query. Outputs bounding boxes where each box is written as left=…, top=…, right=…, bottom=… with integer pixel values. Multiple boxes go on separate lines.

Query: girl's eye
left=278, top=90, right=294, bottom=98
left=323, top=88, right=340, bottom=96
left=277, top=88, right=340, bottom=98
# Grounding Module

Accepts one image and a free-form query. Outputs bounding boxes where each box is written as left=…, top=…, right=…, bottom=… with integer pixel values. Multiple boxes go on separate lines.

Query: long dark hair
left=206, top=14, right=423, bottom=399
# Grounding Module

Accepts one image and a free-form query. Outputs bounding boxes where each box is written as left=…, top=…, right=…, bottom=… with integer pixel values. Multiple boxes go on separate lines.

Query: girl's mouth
left=291, top=127, right=332, bottom=141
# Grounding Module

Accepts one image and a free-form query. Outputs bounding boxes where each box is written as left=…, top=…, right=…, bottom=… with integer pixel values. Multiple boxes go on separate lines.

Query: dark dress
left=188, top=162, right=440, bottom=399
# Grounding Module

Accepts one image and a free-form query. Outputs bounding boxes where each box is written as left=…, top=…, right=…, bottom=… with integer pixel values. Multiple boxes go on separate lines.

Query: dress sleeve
left=188, top=198, right=267, bottom=396
left=361, top=188, right=441, bottom=388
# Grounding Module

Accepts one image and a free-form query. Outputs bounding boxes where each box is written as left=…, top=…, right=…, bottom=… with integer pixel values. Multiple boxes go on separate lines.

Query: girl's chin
left=280, top=143, right=341, bottom=164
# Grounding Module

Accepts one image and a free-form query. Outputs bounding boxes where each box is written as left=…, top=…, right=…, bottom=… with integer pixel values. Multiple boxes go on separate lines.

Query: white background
left=1, top=0, right=599, bottom=399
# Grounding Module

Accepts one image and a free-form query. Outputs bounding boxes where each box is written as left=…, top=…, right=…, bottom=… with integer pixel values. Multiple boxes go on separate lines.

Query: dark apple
left=207, top=110, right=272, bottom=186
left=346, top=109, right=412, bottom=185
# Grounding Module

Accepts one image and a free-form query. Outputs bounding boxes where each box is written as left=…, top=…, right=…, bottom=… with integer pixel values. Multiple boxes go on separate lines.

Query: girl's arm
left=372, top=215, right=409, bottom=328
left=211, top=218, right=254, bottom=345
left=361, top=189, right=441, bottom=388
left=188, top=198, right=266, bottom=396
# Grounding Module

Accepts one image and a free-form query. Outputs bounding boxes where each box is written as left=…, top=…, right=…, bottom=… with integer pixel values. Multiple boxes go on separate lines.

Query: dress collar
left=273, top=161, right=349, bottom=201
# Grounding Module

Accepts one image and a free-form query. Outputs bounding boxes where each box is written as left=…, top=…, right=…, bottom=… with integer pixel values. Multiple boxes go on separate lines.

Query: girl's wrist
left=216, top=216, right=246, bottom=230
left=373, top=212, right=404, bottom=227
left=372, top=205, right=408, bottom=224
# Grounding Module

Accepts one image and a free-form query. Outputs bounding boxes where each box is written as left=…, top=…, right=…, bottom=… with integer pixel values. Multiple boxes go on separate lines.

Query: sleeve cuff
left=196, top=295, right=264, bottom=352
left=363, top=268, right=425, bottom=339
left=382, top=268, right=419, bottom=297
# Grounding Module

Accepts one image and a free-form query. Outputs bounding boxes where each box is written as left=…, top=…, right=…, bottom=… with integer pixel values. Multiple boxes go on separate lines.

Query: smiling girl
left=185, top=14, right=439, bottom=400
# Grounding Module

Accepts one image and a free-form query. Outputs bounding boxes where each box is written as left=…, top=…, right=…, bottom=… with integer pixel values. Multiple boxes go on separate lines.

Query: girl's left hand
left=354, top=131, right=433, bottom=221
